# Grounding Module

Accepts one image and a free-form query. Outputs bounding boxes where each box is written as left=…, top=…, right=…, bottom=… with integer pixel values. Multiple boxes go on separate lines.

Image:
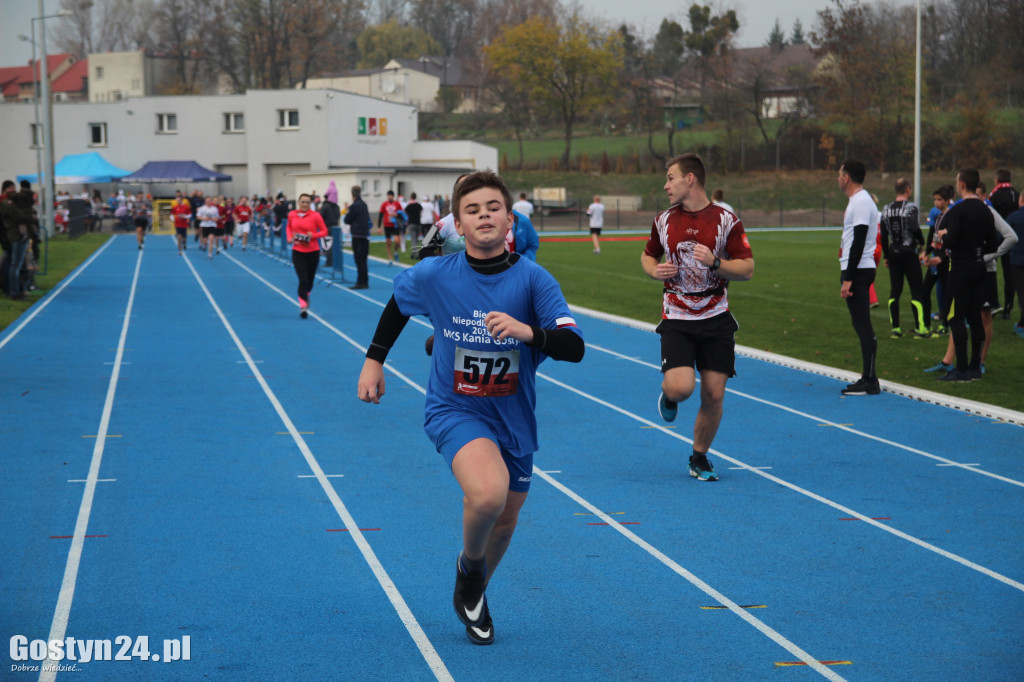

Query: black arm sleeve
left=843, top=224, right=869, bottom=281
left=365, top=296, right=410, bottom=363
left=526, top=325, right=585, bottom=363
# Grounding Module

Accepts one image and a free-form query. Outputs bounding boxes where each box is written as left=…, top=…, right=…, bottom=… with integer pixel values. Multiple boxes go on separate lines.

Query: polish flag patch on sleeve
left=555, top=316, right=577, bottom=328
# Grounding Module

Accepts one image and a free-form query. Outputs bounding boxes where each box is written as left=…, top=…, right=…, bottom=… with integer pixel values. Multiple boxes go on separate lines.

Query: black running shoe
left=841, top=378, right=880, bottom=395
left=453, top=555, right=487, bottom=627
left=937, top=369, right=973, bottom=382
left=688, top=453, right=719, bottom=481
left=466, top=600, right=494, bottom=645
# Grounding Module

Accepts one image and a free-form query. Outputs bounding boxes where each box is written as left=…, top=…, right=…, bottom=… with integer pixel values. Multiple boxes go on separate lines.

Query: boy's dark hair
left=995, top=169, right=1011, bottom=183
left=711, top=188, right=724, bottom=201
left=451, top=170, right=512, bottom=221
left=298, top=193, right=312, bottom=201
left=894, top=178, right=911, bottom=195
left=2, top=180, right=14, bottom=192
left=387, top=190, right=394, bottom=196
left=957, top=168, right=980, bottom=192
left=840, top=159, right=867, bottom=184
left=666, top=153, right=706, bottom=188
left=933, top=185, right=955, bottom=201
left=351, top=186, right=362, bottom=199
left=20, top=180, right=31, bottom=190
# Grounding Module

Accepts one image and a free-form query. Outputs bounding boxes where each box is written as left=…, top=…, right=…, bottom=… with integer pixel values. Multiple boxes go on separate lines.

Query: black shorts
left=657, top=312, right=739, bottom=377
left=384, top=225, right=403, bottom=238
left=133, top=217, right=148, bottom=229
left=590, top=228, right=602, bottom=235
left=175, top=227, right=187, bottom=238
left=214, top=226, right=226, bottom=237
left=201, top=226, right=215, bottom=237
left=982, top=270, right=998, bottom=309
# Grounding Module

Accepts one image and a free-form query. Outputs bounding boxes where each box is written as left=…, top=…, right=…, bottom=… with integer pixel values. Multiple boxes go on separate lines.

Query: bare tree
left=409, top=0, right=476, bottom=58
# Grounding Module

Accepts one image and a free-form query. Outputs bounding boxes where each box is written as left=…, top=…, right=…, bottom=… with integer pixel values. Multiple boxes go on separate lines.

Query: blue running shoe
left=924, top=361, right=951, bottom=373
left=689, top=454, right=719, bottom=481
left=657, top=392, right=678, bottom=423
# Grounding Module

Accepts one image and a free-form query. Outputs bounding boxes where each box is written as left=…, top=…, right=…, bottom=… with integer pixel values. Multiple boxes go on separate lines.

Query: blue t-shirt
left=393, top=253, right=581, bottom=457
left=927, top=206, right=941, bottom=227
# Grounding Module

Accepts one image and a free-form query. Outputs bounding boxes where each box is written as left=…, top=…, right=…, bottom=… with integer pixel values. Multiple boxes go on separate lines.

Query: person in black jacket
left=936, top=168, right=997, bottom=382
left=989, top=169, right=1018, bottom=319
left=343, top=185, right=371, bottom=289
left=319, top=182, right=341, bottom=268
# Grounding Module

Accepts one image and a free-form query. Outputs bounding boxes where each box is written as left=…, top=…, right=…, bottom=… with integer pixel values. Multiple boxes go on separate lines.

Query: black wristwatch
left=709, top=257, right=721, bottom=271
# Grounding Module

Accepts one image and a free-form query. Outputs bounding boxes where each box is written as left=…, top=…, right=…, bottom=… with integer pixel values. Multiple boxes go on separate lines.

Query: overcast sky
left=0, top=0, right=833, bottom=68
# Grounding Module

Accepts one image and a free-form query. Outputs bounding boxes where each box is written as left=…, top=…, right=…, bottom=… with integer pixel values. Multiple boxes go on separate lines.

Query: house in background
left=302, top=56, right=485, bottom=114
left=0, top=54, right=88, bottom=103
left=88, top=49, right=225, bottom=103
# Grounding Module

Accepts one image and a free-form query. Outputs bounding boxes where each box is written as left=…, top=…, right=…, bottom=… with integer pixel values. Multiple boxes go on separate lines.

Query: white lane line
left=534, top=469, right=846, bottom=682
left=206, top=252, right=451, bottom=682
left=227, top=253, right=845, bottom=679
left=42, top=242, right=142, bottom=681
left=538, top=371, right=1024, bottom=594
left=0, top=236, right=116, bottom=352
left=582, top=341, right=1024, bottom=488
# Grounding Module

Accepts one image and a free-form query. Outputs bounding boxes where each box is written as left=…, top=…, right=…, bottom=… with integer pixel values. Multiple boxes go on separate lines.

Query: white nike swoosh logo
left=464, top=596, right=484, bottom=622
left=470, top=625, right=491, bottom=638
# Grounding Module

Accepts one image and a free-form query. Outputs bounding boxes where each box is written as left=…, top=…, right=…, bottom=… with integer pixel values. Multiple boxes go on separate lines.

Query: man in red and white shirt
left=234, top=196, right=253, bottom=251
left=378, top=190, right=403, bottom=264
left=170, top=192, right=192, bottom=255
left=641, top=152, right=754, bottom=481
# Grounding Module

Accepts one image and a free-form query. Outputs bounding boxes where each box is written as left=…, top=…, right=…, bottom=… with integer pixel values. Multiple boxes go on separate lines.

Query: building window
left=95, top=66, right=104, bottom=80
left=157, top=113, right=177, bottom=134
left=277, top=109, right=299, bottom=130
left=131, top=79, right=140, bottom=90
left=30, top=123, right=41, bottom=148
left=89, top=122, right=107, bottom=147
left=224, top=112, right=244, bottom=133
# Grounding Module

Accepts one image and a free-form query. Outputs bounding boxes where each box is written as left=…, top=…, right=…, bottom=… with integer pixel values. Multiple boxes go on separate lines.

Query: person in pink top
left=287, top=193, right=329, bottom=318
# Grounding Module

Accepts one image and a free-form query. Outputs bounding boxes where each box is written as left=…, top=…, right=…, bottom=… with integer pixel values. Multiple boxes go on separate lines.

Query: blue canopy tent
left=17, top=152, right=131, bottom=184
left=121, top=161, right=232, bottom=183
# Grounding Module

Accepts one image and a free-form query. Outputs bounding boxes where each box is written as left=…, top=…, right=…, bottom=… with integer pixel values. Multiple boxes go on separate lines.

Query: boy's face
left=454, top=186, right=511, bottom=257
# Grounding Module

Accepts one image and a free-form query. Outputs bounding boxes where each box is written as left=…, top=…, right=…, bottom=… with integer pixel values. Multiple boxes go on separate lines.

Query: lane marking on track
left=68, top=479, right=116, bottom=483
left=207, top=251, right=452, bottom=682
left=538, top=371, right=1024, bottom=594
left=534, top=468, right=847, bottom=681
left=776, top=661, right=853, bottom=667
left=42, top=238, right=142, bottom=681
left=229, top=253, right=847, bottom=682
left=298, top=474, right=344, bottom=478
left=701, top=605, right=767, bottom=610
left=0, top=236, right=115, bottom=352
left=580, top=341, right=1024, bottom=487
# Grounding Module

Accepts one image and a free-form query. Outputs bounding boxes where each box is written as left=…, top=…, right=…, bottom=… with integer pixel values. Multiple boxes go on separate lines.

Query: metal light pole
left=17, top=32, right=44, bottom=239
left=913, top=0, right=922, bottom=209
left=38, top=0, right=57, bottom=249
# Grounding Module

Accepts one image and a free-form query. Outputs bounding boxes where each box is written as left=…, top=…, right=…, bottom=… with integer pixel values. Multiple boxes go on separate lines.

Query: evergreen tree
left=790, top=18, right=805, bottom=45
left=767, top=19, right=785, bottom=47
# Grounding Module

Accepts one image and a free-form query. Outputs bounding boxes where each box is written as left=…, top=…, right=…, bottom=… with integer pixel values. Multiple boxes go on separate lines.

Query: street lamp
left=17, top=32, right=44, bottom=230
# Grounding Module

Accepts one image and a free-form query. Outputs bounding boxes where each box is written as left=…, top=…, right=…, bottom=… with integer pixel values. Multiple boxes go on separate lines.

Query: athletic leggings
left=921, top=261, right=947, bottom=324
left=292, top=249, right=320, bottom=306
left=945, top=261, right=986, bottom=372
left=844, top=268, right=877, bottom=380
left=887, top=250, right=927, bottom=332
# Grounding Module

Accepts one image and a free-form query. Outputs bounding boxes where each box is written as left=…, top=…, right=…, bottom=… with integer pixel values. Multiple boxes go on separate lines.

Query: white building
left=0, top=88, right=497, bottom=203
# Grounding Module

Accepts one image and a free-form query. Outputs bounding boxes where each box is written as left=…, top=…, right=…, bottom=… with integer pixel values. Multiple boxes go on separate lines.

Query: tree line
left=53, top=0, right=1024, bottom=172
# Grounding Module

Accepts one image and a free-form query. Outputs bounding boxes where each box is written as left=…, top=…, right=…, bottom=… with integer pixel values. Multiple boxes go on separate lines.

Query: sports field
left=2, top=234, right=1021, bottom=680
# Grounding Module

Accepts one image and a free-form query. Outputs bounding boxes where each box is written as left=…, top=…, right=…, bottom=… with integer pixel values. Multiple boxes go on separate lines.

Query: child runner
left=357, top=170, right=584, bottom=645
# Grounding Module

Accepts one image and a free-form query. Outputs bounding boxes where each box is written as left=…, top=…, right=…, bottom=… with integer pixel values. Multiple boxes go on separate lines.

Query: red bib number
left=453, top=347, right=519, bottom=397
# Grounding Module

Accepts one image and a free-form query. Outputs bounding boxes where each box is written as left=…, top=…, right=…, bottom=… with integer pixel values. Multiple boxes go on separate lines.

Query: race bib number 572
left=453, top=346, right=519, bottom=397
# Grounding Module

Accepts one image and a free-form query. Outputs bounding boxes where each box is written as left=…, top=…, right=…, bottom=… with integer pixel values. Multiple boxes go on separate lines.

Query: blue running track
left=2, top=235, right=1022, bottom=681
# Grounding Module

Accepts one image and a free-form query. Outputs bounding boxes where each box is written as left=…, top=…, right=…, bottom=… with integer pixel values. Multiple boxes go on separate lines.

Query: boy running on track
left=642, top=152, right=754, bottom=481
left=357, top=170, right=584, bottom=645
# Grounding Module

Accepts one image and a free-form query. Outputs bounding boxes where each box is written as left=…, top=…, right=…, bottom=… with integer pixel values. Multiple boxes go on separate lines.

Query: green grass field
left=373, top=231, right=1023, bottom=413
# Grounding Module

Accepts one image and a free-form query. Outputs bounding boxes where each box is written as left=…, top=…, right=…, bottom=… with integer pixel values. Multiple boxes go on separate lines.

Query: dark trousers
left=945, top=261, right=986, bottom=372
left=1000, top=252, right=1015, bottom=311
left=887, top=250, right=927, bottom=332
left=352, top=236, right=369, bottom=285
left=922, top=262, right=947, bottom=325
left=292, top=249, right=320, bottom=305
left=1013, top=265, right=1024, bottom=325
left=844, top=268, right=877, bottom=380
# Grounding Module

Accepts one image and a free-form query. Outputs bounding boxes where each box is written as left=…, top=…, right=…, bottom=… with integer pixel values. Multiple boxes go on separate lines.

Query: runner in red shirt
left=287, top=193, right=329, bottom=318
left=234, top=196, right=253, bottom=251
left=378, top=190, right=403, bottom=264
left=170, top=191, right=192, bottom=255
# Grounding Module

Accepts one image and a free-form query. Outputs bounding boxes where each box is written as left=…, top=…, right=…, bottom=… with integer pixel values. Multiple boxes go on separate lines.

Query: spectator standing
left=935, top=168, right=997, bottom=381
left=586, top=195, right=605, bottom=254
left=1006, top=193, right=1024, bottom=337
left=711, top=188, right=735, bottom=215
left=989, top=170, right=1018, bottom=319
left=319, top=182, right=341, bottom=267
left=642, top=153, right=754, bottom=480
left=512, top=192, right=534, bottom=217
left=836, top=160, right=880, bottom=395
left=419, top=194, right=438, bottom=240
left=404, top=192, right=423, bottom=240
left=879, top=178, right=928, bottom=338
left=0, top=180, right=37, bottom=300
left=344, top=185, right=371, bottom=289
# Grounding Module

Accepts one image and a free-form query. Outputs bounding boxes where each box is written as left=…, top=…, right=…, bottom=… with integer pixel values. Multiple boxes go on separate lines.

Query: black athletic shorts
left=657, top=311, right=739, bottom=377
left=133, top=216, right=148, bottom=229
left=201, top=226, right=215, bottom=237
